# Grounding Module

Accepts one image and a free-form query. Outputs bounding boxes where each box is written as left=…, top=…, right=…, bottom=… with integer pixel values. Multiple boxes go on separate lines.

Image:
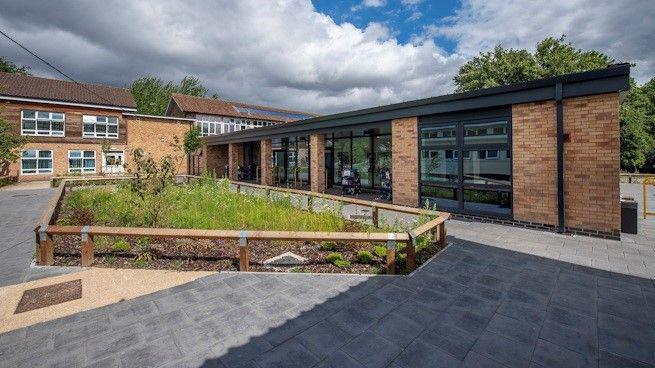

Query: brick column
left=228, top=143, right=243, bottom=180
left=204, top=144, right=229, bottom=178
left=391, top=117, right=419, bottom=207
left=309, top=133, right=326, bottom=193
left=260, top=139, right=273, bottom=186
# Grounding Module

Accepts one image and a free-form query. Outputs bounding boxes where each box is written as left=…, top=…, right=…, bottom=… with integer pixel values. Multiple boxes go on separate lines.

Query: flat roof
left=204, top=63, right=630, bottom=145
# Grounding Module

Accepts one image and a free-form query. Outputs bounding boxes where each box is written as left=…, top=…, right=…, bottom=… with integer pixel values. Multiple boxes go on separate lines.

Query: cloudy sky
left=0, top=0, right=653, bottom=114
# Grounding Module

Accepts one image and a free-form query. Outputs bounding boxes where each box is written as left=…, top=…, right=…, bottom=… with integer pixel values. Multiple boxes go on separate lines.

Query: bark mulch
left=15, top=279, right=82, bottom=314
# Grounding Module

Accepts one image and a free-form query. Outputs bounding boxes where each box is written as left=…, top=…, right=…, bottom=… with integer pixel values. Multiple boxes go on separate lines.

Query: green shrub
left=326, top=252, right=344, bottom=264
left=111, top=240, right=131, bottom=253
left=373, top=245, right=387, bottom=258
left=357, top=250, right=373, bottom=264
left=105, top=254, right=116, bottom=265
left=133, top=258, right=149, bottom=268
left=333, top=259, right=351, bottom=268
left=319, top=241, right=338, bottom=251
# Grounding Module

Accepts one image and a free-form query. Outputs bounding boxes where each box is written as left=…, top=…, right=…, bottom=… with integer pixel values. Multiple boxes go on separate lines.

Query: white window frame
left=82, top=115, right=119, bottom=139
left=21, top=110, right=65, bottom=136
left=68, top=150, right=96, bottom=173
left=21, top=150, right=53, bottom=175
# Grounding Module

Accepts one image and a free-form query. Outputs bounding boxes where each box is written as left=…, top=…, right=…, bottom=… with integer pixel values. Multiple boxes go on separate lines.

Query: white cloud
left=407, top=11, right=422, bottom=22
left=401, top=0, right=422, bottom=5
left=363, top=0, right=386, bottom=7
left=0, top=0, right=463, bottom=114
left=433, top=0, right=655, bottom=83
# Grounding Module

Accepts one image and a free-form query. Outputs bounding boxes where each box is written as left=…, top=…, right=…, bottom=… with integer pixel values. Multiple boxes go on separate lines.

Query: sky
left=0, top=0, right=653, bottom=114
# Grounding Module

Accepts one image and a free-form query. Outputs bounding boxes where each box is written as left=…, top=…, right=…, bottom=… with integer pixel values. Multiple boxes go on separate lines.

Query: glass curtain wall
left=325, top=126, right=391, bottom=190
left=419, top=118, right=512, bottom=216
left=271, top=136, right=310, bottom=186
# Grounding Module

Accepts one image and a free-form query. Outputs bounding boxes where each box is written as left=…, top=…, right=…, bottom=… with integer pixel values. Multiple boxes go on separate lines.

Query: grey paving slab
left=2, top=189, right=655, bottom=367
left=0, top=186, right=67, bottom=287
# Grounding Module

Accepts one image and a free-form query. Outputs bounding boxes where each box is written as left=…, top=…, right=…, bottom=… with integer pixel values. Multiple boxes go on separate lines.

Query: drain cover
left=263, top=252, right=307, bottom=266
left=15, top=279, right=82, bottom=314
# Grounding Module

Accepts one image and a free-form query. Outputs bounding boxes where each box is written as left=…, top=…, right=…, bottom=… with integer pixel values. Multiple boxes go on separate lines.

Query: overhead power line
left=0, top=28, right=116, bottom=106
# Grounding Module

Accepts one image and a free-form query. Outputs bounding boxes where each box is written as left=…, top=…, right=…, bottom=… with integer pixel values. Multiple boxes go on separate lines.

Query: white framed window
left=68, top=150, right=96, bottom=173
left=196, top=121, right=220, bottom=137
left=21, top=150, right=53, bottom=175
left=83, top=115, right=119, bottom=138
left=21, top=110, right=65, bottom=136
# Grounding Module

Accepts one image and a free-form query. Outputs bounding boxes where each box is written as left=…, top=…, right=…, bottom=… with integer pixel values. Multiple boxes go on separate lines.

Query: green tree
left=623, top=78, right=655, bottom=172
left=183, top=126, right=202, bottom=155
left=0, top=57, right=30, bottom=75
left=454, top=36, right=614, bottom=92
left=130, top=76, right=212, bottom=116
left=0, top=111, right=28, bottom=174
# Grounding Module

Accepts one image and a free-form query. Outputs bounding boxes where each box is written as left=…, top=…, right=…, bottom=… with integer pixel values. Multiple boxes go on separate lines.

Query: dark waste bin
left=621, top=197, right=638, bottom=234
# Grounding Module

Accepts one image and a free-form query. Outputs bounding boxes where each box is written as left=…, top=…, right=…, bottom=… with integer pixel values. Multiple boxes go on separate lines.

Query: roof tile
left=0, top=72, right=136, bottom=109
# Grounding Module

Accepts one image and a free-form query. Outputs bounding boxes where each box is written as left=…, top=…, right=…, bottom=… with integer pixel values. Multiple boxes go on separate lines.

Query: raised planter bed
left=36, top=177, right=449, bottom=275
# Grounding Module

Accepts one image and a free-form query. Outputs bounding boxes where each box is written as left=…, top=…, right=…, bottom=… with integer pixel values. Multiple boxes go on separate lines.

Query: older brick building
left=200, top=64, right=631, bottom=238
left=0, top=72, right=193, bottom=181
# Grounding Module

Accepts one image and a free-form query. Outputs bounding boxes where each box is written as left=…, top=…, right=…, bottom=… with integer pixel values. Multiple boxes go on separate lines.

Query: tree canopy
left=130, top=76, right=214, bottom=116
left=454, top=36, right=655, bottom=173
left=0, top=111, right=28, bottom=174
left=0, top=56, right=31, bottom=75
left=454, top=36, right=613, bottom=92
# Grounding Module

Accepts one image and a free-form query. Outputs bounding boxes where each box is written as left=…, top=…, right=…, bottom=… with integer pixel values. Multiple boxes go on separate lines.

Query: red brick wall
left=512, top=101, right=559, bottom=226
left=260, top=139, right=273, bottom=186
left=125, top=117, right=191, bottom=175
left=309, top=134, right=325, bottom=193
left=228, top=143, right=243, bottom=180
left=204, top=144, right=228, bottom=178
left=563, top=93, right=620, bottom=233
left=512, top=93, right=620, bottom=233
left=392, top=117, right=419, bottom=206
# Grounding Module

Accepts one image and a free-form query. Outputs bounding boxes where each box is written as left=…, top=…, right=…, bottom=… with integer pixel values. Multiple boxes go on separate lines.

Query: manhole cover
left=15, top=279, right=82, bottom=314
left=263, top=252, right=307, bottom=266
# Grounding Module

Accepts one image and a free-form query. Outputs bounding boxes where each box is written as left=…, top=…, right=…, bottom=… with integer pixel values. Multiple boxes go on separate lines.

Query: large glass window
left=420, top=149, right=458, bottom=183
left=420, top=118, right=511, bottom=217
left=373, top=135, right=391, bottom=188
left=21, top=150, right=53, bottom=174
left=352, top=137, right=371, bottom=186
left=463, top=149, right=511, bottom=186
left=333, top=138, right=351, bottom=185
left=68, top=150, right=96, bottom=173
left=21, top=110, right=64, bottom=136
left=83, top=115, right=119, bottom=138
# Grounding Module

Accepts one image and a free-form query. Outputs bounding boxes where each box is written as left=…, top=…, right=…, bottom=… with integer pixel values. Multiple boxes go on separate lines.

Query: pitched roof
left=0, top=72, right=136, bottom=109
left=168, top=93, right=318, bottom=123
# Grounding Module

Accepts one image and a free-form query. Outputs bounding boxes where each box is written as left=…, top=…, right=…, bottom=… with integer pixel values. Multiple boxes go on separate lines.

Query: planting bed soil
left=51, top=180, right=443, bottom=274
left=51, top=235, right=435, bottom=274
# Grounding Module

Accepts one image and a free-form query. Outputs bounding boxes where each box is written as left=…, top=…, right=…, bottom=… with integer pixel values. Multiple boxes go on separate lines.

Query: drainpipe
left=556, top=82, right=565, bottom=233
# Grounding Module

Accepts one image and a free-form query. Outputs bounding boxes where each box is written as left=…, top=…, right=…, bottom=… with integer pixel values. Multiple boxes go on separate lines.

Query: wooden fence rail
left=35, top=177, right=449, bottom=274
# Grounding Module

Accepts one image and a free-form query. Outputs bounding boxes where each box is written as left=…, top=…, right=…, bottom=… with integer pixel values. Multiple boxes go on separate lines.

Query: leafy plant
left=357, top=250, right=373, bottom=264
left=373, top=245, right=387, bottom=258
left=319, top=241, right=338, bottom=251
left=333, top=259, right=351, bottom=268
left=104, top=254, right=116, bottom=266
left=132, top=257, right=150, bottom=268
left=326, top=252, right=344, bottom=264
left=127, top=147, right=177, bottom=227
left=183, top=126, right=202, bottom=155
left=111, top=240, right=131, bottom=253
left=0, top=108, right=28, bottom=174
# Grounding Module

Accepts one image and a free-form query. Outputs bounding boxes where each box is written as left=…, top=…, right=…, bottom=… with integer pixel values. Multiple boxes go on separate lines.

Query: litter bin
left=621, top=197, right=638, bottom=234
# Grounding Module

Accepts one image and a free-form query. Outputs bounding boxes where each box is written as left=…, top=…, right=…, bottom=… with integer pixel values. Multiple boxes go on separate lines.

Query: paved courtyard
left=1, top=234, right=654, bottom=367
left=0, top=183, right=61, bottom=287
left=0, top=182, right=654, bottom=367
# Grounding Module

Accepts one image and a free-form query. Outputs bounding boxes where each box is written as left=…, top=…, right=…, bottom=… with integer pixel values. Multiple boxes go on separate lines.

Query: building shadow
left=192, top=235, right=655, bottom=368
